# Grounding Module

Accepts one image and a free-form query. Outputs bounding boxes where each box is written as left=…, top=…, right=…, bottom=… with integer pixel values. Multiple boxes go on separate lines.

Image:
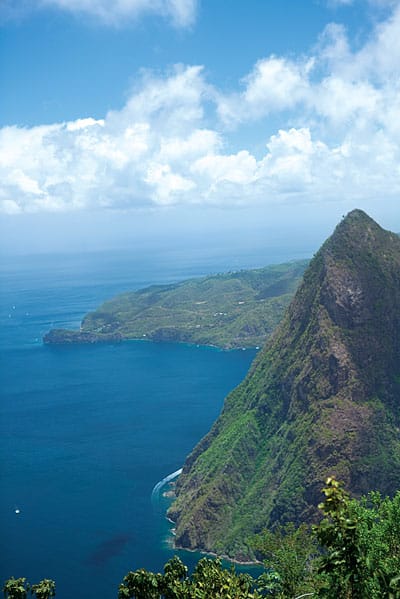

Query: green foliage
left=315, top=477, right=400, bottom=599
left=118, top=556, right=259, bottom=599
left=29, top=581, right=55, bottom=599
left=3, top=578, right=55, bottom=599
left=314, top=477, right=367, bottom=598
left=119, top=569, right=162, bottom=599
left=251, top=523, right=318, bottom=597
left=3, top=578, right=29, bottom=599
left=249, top=477, right=400, bottom=599
left=346, top=490, right=400, bottom=598
left=254, top=570, right=283, bottom=597
left=189, top=557, right=257, bottom=599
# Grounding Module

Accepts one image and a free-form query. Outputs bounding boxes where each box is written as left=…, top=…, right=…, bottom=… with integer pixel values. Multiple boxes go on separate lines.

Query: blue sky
left=1, top=0, right=399, bottom=255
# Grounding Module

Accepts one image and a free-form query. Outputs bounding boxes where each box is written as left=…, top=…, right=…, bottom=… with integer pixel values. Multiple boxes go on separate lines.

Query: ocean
left=0, top=247, right=306, bottom=598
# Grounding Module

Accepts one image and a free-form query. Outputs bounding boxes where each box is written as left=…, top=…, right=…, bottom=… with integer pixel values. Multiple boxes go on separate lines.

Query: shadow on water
left=85, top=533, right=133, bottom=567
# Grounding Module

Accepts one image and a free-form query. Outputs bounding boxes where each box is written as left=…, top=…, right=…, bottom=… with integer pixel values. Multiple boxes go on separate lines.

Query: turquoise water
left=0, top=250, right=263, bottom=598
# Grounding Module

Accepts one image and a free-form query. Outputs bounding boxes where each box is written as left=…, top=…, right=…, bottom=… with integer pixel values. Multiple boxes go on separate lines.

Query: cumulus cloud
left=192, top=151, right=258, bottom=186
left=217, top=57, right=312, bottom=124
left=1, top=0, right=197, bottom=27
left=1, top=5, right=400, bottom=214
left=0, top=66, right=211, bottom=213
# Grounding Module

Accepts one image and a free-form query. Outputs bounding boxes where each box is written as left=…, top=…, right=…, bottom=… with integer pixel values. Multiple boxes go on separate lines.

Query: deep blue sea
left=0, top=247, right=307, bottom=598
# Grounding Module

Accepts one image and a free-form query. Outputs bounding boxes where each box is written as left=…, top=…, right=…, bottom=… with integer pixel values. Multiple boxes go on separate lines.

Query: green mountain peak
left=168, top=210, right=400, bottom=560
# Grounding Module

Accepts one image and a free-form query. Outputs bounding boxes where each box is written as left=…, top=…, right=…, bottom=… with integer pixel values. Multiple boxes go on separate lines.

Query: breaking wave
left=151, top=468, right=182, bottom=503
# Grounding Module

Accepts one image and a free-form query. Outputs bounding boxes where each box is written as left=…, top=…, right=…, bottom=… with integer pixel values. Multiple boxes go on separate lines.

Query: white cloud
left=145, top=163, right=195, bottom=204
left=217, top=4, right=400, bottom=131
left=112, top=65, right=207, bottom=134
left=354, top=3, right=400, bottom=79
left=316, top=22, right=352, bottom=74
left=311, top=77, right=380, bottom=125
left=0, top=66, right=212, bottom=212
left=192, top=151, right=258, bottom=186
left=158, top=130, right=221, bottom=163
left=66, top=118, right=104, bottom=132
left=217, top=57, right=311, bottom=124
left=2, top=4, right=400, bottom=215
left=1, top=0, right=197, bottom=27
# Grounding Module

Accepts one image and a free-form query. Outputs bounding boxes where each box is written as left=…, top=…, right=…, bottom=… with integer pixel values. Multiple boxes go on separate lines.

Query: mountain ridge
left=168, top=210, right=400, bottom=560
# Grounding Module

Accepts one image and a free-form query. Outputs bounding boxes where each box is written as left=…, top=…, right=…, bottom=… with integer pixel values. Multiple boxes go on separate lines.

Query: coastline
left=170, top=541, right=263, bottom=568
left=44, top=332, right=261, bottom=353
left=163, top=487, right=262, bottom=568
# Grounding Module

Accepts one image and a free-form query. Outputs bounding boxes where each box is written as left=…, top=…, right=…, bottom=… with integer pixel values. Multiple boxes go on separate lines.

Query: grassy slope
left=44, top=260, right=308, bottom=349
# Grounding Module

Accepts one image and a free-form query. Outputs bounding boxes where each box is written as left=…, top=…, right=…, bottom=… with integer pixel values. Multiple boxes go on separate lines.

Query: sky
left=0, top=0, right=399, bottom=256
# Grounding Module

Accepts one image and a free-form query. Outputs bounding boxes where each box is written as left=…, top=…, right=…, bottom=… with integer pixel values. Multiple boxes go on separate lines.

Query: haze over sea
left=0, top=245, right=310, bottom=599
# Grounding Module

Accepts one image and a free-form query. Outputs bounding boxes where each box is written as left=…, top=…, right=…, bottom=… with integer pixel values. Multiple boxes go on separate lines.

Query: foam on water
left=151, top=469, right=183, bottom=503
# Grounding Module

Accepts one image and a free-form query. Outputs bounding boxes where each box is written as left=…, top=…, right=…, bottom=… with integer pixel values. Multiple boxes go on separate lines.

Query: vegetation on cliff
left=43, top=261, right=307, bottom=349
left=168, top=210, right=400, bottom=559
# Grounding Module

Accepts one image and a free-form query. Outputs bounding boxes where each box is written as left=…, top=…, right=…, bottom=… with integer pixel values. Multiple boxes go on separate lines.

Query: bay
left=0, top=247, right=300, bottom=598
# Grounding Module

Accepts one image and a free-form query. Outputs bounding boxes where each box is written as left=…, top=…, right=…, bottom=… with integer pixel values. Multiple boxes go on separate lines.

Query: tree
left=314, top=477, right=367, bottom=599
left=3, top=578, right=55, bottom=599
left=314, top=477, right=400, bottom=599
left=251, top=478, right=400, bottom=599
left=3, top=578, right=29, bottom=599
left=251, top=522, right=319, bottom=598
left=30, top=580, right=55, bottom=599
left=118, top=569, right=162, bottom=599
left=190, top=557, right=257, bottom=599
left=118, top=556, right=259, bottom=599
left=343, top=489, right=400, bottom=598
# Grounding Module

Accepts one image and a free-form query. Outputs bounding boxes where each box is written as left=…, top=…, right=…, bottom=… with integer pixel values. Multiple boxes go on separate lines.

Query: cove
left=1, top=325, right=256, bottom=598
left=0, top=249, right=283, bottom=597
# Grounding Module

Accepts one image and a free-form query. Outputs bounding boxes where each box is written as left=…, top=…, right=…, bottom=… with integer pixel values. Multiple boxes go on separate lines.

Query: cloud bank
left=1, top=5, right=400, bottom=215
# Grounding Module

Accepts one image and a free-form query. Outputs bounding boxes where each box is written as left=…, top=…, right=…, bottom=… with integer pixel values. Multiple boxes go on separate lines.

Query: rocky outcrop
left=43, top=329, right=122, bottom=344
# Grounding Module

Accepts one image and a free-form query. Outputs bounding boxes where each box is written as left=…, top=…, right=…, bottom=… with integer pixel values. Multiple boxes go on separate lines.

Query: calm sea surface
left=0, top=247, right=305, bottom=598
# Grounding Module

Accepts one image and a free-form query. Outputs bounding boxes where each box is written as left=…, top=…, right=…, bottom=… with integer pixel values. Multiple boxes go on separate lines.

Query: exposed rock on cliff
left=168, top=210, right=400, bottom=559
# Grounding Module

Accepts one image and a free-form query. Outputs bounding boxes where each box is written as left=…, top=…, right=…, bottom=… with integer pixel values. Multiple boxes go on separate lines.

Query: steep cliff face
left=168, top=210, right=400, bottom=560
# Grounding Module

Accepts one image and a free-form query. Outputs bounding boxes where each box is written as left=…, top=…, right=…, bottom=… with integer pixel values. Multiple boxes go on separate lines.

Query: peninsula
left=44, top=260, right=307, bottom=349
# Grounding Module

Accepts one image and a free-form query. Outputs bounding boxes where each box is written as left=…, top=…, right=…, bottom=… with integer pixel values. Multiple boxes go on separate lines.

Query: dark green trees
left=251, top=523, right=318, bottom=597
left=3, top=578, right=55, bottom=599
left=315, top=478, right=400, bottom=599
left=118, top=555, right=258, bottom=599
left=251, top=478, right=400, bottom=599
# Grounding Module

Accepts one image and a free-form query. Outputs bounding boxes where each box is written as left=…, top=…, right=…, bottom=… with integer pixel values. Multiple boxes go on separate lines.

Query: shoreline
left=165, top=506, right=262, bottom=568
left=44, top=332, right=261, bottom=352
left=171, top=541, right=263, bottom=567
left=159, top=470, right=263, bottom=569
